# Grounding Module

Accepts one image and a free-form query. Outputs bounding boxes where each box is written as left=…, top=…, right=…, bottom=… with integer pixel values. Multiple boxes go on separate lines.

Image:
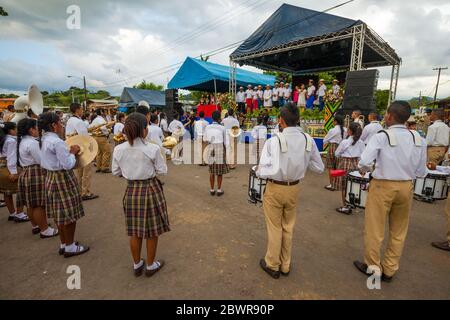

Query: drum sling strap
left=378, top=129, right=423, bottom=147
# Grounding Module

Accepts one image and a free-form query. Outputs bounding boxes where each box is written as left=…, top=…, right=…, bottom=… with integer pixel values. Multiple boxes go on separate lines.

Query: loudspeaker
left=165, top=89, right=181, bottom=122
left=343, top=70, right=379, bottom=114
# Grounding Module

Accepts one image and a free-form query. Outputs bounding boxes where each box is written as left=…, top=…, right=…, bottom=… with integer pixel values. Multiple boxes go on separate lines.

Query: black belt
left=268, top=179, right=300, bottom=186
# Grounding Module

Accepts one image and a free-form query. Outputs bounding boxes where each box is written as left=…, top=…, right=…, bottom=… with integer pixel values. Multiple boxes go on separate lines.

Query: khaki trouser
left=75, top=163, right=93, bottom=196
left=94, top=136, right=111, bottom=171
left=446, top=197, right=450, bottom=244
left=364, top=179, right=413, bottom=277
left=427, top=146, right=447, bottom=166
left=263, top=181, right=301, bottom=273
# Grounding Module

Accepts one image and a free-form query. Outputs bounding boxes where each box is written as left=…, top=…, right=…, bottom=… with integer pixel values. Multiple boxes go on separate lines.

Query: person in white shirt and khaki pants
left=256, top=103, right=324, bottom=279
left=426, top=108, right=449, bottom=165
left=354, top=101, right=428, bottom=282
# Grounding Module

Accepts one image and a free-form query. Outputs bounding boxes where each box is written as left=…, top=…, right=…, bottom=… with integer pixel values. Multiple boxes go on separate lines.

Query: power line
left=432, top=66, right=448, bottom=104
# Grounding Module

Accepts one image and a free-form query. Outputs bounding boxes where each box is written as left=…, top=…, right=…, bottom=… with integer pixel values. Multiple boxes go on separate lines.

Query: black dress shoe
left=381, top=274, right=393, bottom=283
left=353, top=260, right=370, bottom=276
left=259, top=259, right=280, bottom=279
left=32, top=227, right=41, bottom=235
left=134, top=259, right=145, bottom=277
left=280, top=271, right=290, bottom=277
left=431, top=241, right=450, bottom=252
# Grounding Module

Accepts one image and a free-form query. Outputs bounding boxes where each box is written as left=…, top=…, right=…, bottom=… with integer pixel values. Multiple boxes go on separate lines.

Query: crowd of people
left=0, top=99, right=449, bottom=284
left=235, top=79, right=342, bottom=114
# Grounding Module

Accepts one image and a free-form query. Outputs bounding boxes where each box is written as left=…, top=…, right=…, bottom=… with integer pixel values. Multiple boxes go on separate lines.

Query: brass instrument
left=113, top=132, right=126, bottom=145
left=344, top=115, right=351, bottom=129
left=90, top=121, right=115, bottom=137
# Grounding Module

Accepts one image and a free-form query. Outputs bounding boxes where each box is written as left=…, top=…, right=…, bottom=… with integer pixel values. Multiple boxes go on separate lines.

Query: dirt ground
left=1, top=152, right=449, bottom=300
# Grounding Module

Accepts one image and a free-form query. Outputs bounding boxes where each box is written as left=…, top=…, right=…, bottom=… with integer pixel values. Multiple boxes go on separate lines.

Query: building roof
left=119, top=87, right=166, bottom=108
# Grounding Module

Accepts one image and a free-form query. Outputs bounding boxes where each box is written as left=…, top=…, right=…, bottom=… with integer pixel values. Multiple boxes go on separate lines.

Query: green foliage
left=40, top=87, right=114, bottom=107
left=0, top=93, right=18, bottom=98
left=0, top=7, right=8, bottom=16
left=263, top=71, right=292, bottom=84
left=133, top=80, right=163, bottom=91
left=375, top=89, right=390, bottom=115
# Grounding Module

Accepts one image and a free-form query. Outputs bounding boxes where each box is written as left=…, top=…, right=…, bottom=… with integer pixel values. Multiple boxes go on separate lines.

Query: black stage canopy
left=230, top=3, right=401, bottom=75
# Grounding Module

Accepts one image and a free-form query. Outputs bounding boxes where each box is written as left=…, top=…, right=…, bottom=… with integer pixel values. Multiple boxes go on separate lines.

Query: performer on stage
left=297, top=84, right=306, bottom=111
left=195, top=111, right=209, bottom=166
left=256, top=85, right=264, bottom=109
left=278, top=82, right=285, bottom=107
left=332, top=80, right=341, bottom=99
left=335, top=122, right=365, bottom=215
left=90, top=109, right=112, bottom=173
left=323, top=115, right=347, bottom=191
left=66, top=103, right=99, bottom=201
left=272, top=83, right=280, bottom=109
left=263, top=85, right=273, bottom=108
left=16, top=118, right=58, bottom=237
left=245, top=85, right=253, bottom=114
left=204, top=110, right=229, bottom=196
left=317, top=79, right=327, bottom=111
left=112, top=112, right=169, bottom=277
left=353, top=101, right=428, bottom=282
left=256, top=103, right=324, bottom=279
left=252, top=87, right=259, bottom=111
left=426, top=108, right=449, bottom=165
left=251, top=117, right=267, bottom=164
left=360, top=112, right=383, bottom=145
left=0, top=122, right=29, bottom=222
left=283, top=83, right=292, bottom=104
left=39, top=112, right=89, bottom=258
left=306, top=80, right=316, bottom=110
left=427, top=161, right=450, bottom=252
left=236, top=87, right=246, bottom=114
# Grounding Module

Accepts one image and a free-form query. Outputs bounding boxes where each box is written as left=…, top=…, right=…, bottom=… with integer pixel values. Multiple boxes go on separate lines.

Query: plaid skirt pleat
left=17, top=165, right=46, bottom=208
left=326, top=143, right=339, bottom=169
left=333, top=157, right=360, bottom=191
left=208, top=143, right=230, bottom=175
left=123, top=178, right=170, bottom=239
left=45, top=170, right=85, bottom=225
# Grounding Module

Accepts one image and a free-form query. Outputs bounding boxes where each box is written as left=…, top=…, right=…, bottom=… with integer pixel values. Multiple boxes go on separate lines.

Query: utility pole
left=83, top=76, right=88, bottom=112
left=433, top=67, right=448, bottom=105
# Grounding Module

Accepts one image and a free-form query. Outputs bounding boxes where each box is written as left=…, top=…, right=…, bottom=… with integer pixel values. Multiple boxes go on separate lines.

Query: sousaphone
left=12, top=84, right=44, bottom=123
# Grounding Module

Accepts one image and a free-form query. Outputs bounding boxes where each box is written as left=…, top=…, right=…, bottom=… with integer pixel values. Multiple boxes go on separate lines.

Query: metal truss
left=350, top=24, right=366, bottom=71
left=229, top=60, right=237, bottom=101
left=365, top=25, right=401, bottom=66
left=388, top=64, right=400, bottom=106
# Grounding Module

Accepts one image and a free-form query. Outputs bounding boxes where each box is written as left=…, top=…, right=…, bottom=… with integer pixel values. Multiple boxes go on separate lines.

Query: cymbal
left=65, top=135, right=99, bottom=169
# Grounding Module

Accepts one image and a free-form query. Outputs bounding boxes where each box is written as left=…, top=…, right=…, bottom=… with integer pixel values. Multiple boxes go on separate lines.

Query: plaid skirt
left=123, top=178, right=170, bottom=239
left=0, top=165, right=18, bottom=196
left=45, top=170, right=85, bottom=225
left=326, top=143, right=339, bottom=169
left=333, top=157, right=360, bottom=191
left=207, top=143, right=230, bottom=175
left=17, top=164, right=46, bottom=208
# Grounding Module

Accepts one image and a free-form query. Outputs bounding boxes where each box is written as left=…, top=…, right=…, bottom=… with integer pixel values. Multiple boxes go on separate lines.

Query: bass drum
left=345, top=171, right=370, bottom=209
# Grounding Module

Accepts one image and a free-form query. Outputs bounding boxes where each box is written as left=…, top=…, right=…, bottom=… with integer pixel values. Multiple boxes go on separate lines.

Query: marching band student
left=39, top=112, right=89, bottom=257
left=360, top=112, right=383, bottom=145
left=251, top=117, right=267, bottom=164
left=352, top=109, right=365, bottom=129
left=427, top=160, right=450, bottom=252
left=112, top=112, right=169, bottom=277
left=195, top=111, right=209, bottom=166
left=204, top=110, right=229, bottom=196
left=323, top=115, right=347, bottom=191
left=0, top=122, right=29, bottom=222
left=168, top=112, right=184, bottom=135
left=147, top=114, right=164, bottom=146
left=335, top=122, right=365, bottom=215
left=16, top=118, right=58, bottom=238
left=90, top=109, right=112, bottom=174
left=426, top=108, right=449, bottom=166
left=354, top=101, right=428, bottom=282
left=221, top=108, right=240, bottom=170
left=159, top=112, right=169, bottom=137
left=66, top=103, right=99, bottom=201
left=114, top=113, right=126, bottom=136
left=256, top=103, right=324, bottom=279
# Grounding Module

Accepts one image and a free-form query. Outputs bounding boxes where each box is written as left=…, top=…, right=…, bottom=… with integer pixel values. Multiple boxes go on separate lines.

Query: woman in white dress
left=297, top=84, right=307, bottom=110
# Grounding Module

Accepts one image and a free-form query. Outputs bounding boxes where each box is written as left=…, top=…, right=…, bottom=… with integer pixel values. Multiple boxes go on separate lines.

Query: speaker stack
left=165, top=89, right=182, bottom=122
left=341, top=69, right=379, bottom=118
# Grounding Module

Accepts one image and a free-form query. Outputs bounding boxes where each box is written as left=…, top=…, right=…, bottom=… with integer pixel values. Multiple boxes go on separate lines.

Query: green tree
left=263, top=71, right=292, bottom=84
left=375, top=90, right=390, bottom=115
left=0, top=7, right=8, bottom=16
left=133, top=80, right=164, bottom=91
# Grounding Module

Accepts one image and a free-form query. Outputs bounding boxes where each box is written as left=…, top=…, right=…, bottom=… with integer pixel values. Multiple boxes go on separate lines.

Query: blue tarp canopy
left=119, top=87, right=166, bottom=111
left=231, top=4, right=400, bottom=74
left=168, top=57, right=275, bottom=92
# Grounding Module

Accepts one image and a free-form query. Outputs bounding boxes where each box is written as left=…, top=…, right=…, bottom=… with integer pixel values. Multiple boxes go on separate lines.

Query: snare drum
left=345, top=171, right=370, bottom=209
left=248, top=166, right=267, bottom=204
left=414, top=170, right=449, bottom=201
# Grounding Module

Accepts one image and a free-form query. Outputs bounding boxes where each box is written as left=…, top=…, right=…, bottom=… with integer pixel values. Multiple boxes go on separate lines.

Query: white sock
left=217, top=189, right=222, bottom=193
left=32, top=225, right=39, bottom=230
left=133, top=259, right=144, bottom=270
left=210, top=189, right=215, bottom=192
left=60, top=243, right=66, bottom=249
left=10, top=212, right=17, bottom=217
left=147, top=261, right=159, bottom=271
left=65, top=243, right=79, bottom=253
left=16, top=212, right=28, bottom=219
left=41, top=227, right=55, bottom=236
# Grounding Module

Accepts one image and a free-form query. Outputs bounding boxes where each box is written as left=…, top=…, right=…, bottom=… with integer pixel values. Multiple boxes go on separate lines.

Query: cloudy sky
left=0, top=0, right=449, bottom=99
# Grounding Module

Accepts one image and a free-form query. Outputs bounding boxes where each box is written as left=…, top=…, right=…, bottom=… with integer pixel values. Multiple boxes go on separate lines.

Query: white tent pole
left=214, top=78, right=217, bottom=107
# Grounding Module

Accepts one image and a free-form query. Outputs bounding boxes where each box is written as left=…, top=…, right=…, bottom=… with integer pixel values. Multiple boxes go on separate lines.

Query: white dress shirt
left=335, top=137, right=366, bottom=158
left=256, top=127, right=324, bottom=181
left=358, top=125, right=428, bottom=180
left=426, top=120, right=450, bottom=146
left=436, top=165, right=450, bottom=174
left=40, top=132, right=76, bottom=171
left=318, top=84, right=327, bottom=97
left=221, top=116, right=240, bottom=130
left=323, top=125, right=347, bottom=145
left=66, top=116, right=89, bottom=136
left=263, top=90, right=273, bottom=107
left=204, top=122, right=228, bottom=145
left=194, top=119, right=209, bottom=139
left=251, top=125, right=267, bottom=140
left=236, top=91, right=245, bottom=103
left=272, top=88, right=279, bottom=101
left=147, top=124, right=164, bottom=146
left=361, top=121, right=383, bottom=144
left=284, top=88, right=292, bottom=99
left=18, top=136, right=41, bottom=167
left=245, top=89, right=253, bottom=99
left=307, top=85, right=316, bottom=97
left=2, top=135, right=17, bottom=174
left=112, top=138, right=167, bottom=180
left=90, top=116, right=109, bottom=136
left=114, top=122, right=125, bottom=135
left=333, top=85, right=341, bottom=95
left=168, top=119, right=184, bottom=133
left=160, top=119, right=168, bottom=132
